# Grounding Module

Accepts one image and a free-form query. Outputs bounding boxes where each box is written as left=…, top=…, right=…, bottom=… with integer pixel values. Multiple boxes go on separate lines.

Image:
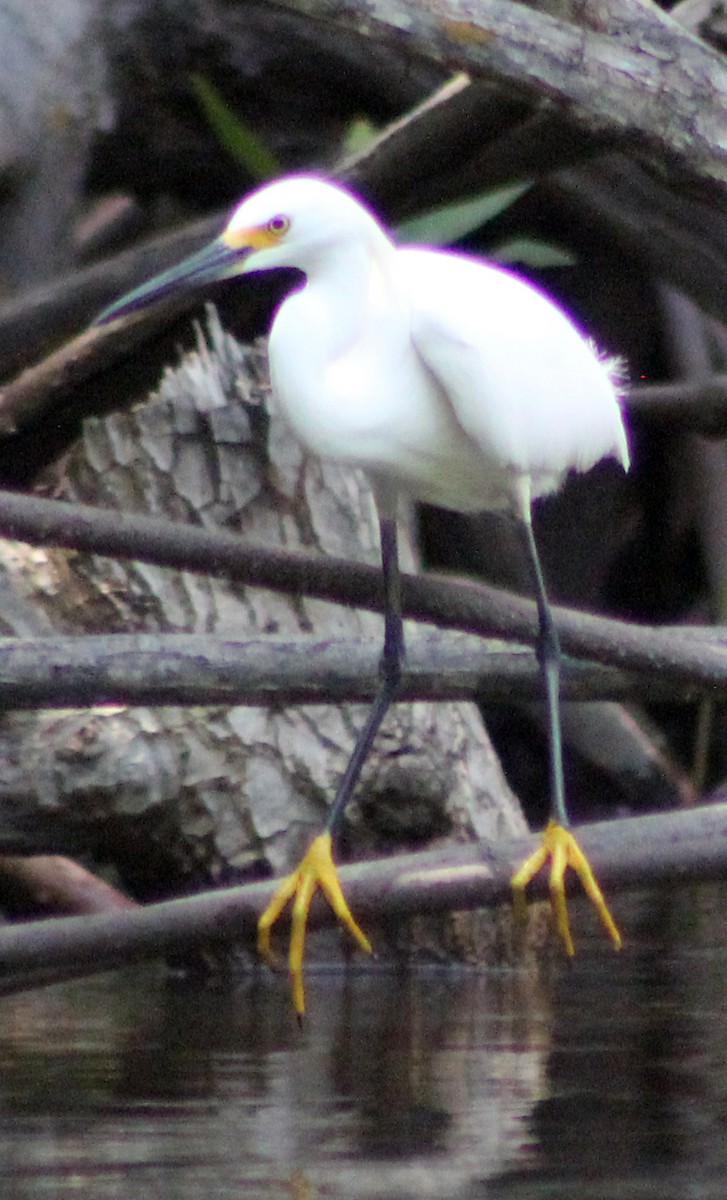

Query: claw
left=511, top=820, right=622, bottom=955
left=258, top=832, right=373, bottom=1016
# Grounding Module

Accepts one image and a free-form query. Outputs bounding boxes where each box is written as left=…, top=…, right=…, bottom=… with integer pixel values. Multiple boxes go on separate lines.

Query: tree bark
left=2, top=310, right=525, bottom=963
left=0, top=629, right=708, bottom=709
left=270, top=0, right=727, bottom=196
left=0, top=483, right=726, bottom=686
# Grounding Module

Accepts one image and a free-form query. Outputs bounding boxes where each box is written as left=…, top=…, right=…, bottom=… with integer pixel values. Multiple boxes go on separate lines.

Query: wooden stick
left=0, top=488, right=724, bottom=688
left=0, top=630, right=705, bottom=709
left=0, top=802, right=725, bottom=993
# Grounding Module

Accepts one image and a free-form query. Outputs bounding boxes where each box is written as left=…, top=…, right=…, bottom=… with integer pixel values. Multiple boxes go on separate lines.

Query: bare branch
left=0, top=214, right=225, bottom=386
left=0, top=856, right=136, bottom=917
left=270, top=0, right=727, bottom=197
left=1, top=0, right=726, bottom=416
left=0, top=631, right=701, bottom=710
left=629, top=374, right=727, bottom=436
left=1, top=802, right=726, bottom=993
left=0, top=488, right=724, bottom=689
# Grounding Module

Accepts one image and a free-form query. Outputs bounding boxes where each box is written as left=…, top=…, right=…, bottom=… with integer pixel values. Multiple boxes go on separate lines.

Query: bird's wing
left=400, top=248, right=629, bottom=482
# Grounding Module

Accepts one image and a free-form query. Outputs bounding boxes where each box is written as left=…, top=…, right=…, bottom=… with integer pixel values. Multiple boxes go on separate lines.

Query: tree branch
left=0, top=802, right=726, bottom=993
left=628, top=373, right=727, bottom=436
left=0, top=631, right=701, bottom=710
left=0, top=489, right=724, bottom=689
left=0, top=214, right=225, bottom=386
left=270, top=0, right=727, bottom=197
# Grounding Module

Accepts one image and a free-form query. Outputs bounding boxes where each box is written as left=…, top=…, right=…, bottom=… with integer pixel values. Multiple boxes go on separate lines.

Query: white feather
left=232, top=176, right=629, bottom=520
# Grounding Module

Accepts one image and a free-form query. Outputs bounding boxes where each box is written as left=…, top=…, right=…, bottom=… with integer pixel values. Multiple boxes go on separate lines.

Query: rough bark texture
left=0, top=311, right=525, bottom=960
left=270, top=0, right=727, bottom=191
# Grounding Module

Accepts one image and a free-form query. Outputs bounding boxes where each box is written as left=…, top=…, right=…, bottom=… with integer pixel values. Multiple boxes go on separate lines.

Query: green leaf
left=491, top=237, right=577, bottom=268
left=189, top=73, right=280, bottom=182
left=396, top=182, right=531, bottom=246
left=340, top=117, right=380, bottom=158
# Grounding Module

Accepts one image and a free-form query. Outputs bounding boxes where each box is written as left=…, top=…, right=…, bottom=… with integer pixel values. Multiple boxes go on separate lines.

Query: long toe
left=511, top=820, right=622, bottom=954
left=558, top=825, right=622, bottom=950
left=257, top=832, right=372, bottom=1017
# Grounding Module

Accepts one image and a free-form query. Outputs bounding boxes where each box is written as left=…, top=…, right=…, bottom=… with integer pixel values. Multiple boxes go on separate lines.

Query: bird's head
left=222, top=175, right=383, bottom=272
left=94, top=175, right=385, bottom=325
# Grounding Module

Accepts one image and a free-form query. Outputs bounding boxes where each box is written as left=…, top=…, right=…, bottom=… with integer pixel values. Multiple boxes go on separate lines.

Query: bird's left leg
left=258, top=517, right=403, bottom=1015
left=510, top=511, right=622, bottom=954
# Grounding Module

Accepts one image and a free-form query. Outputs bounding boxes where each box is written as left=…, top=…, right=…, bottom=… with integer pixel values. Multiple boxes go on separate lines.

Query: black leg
left=517, top=516, right=568, bottom=829
left=511, top=512, right=622, bottom=954
left=325, top=516, right=403, bottom=837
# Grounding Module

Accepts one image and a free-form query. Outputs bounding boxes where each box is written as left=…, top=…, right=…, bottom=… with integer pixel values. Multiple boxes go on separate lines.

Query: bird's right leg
left=510, top=512, right=622, bottom=954
left=258, top=516, right=403, bottom=1016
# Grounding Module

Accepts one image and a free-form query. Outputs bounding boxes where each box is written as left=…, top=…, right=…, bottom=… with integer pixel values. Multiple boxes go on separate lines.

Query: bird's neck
left=301, top=232, right=401, bottom=359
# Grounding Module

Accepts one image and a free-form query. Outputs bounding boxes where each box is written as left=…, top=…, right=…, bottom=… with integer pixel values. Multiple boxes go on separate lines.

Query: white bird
left=97, top=174, right=629, bottom=1014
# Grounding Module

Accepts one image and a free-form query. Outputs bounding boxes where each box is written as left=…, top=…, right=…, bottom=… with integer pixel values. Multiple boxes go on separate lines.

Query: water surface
left=0, top=885, right=724, bottom=1198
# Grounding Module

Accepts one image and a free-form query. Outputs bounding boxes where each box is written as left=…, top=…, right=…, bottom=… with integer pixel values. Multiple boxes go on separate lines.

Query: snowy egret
left=97, top=174, right=629, bottom=1014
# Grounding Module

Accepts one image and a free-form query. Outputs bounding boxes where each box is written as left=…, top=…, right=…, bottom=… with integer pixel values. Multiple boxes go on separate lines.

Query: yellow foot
left=511, top=819, right=622, bottom=955
left=257, top=831, right=373, bottom=1017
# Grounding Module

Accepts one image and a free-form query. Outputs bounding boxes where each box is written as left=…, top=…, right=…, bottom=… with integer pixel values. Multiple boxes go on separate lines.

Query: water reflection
left=0, top=885, right=724, bottom=1198
left=494, top=885, right=727, bottom=1200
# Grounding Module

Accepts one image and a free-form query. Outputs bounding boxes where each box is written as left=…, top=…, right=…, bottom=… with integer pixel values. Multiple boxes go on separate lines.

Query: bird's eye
left=267, top=214, right=290, bottom=237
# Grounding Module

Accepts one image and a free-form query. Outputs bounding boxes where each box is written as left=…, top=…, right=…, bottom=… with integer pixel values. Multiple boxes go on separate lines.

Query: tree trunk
left=2, top=309, right=525, bottom=961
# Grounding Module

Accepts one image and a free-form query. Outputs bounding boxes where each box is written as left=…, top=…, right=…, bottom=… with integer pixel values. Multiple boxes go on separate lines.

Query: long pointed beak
left=94, top=238, right=252, bottom=326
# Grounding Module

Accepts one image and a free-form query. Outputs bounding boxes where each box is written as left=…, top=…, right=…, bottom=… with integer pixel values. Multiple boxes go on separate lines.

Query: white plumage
left=227, top=176, right=628, bottom=520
